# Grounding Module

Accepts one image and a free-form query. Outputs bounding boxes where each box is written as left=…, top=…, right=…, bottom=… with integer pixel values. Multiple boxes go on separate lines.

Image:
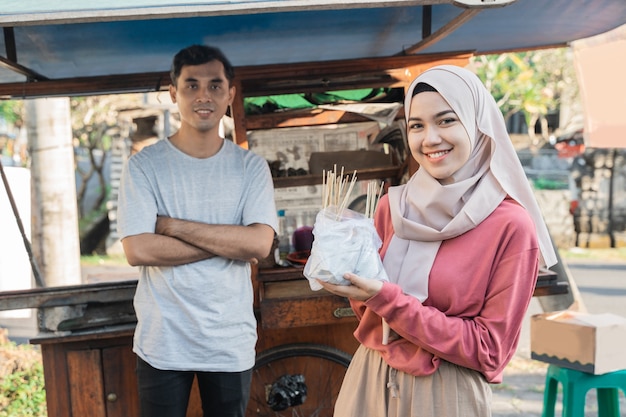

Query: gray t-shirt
left=117, top=138, right=277, bottom=372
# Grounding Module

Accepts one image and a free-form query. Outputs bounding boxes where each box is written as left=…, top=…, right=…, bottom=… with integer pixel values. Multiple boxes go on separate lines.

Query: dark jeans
left=136, top=356, right=252, bottom=417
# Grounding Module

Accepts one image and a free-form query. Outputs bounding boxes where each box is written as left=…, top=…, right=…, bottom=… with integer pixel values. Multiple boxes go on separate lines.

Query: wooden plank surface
left=67, top=349, right=106, bottom=417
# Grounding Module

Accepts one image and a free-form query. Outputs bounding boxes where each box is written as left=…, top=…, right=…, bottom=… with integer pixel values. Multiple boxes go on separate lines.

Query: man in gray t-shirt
left=117, top=44, right=277, bottom=417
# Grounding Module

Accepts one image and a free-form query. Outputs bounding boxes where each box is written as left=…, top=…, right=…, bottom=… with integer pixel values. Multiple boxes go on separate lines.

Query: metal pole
left=607, top=148, right=616, bottom=248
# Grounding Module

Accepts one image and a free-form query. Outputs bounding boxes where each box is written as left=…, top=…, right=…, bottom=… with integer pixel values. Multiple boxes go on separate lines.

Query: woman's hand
left=316, top=272, right=383, bottom=301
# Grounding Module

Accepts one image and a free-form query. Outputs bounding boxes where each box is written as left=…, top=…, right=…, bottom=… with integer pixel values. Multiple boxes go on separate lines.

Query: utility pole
left=26, top=97, right=81, bottom=287
left=607, top=148, right=616, bottom=248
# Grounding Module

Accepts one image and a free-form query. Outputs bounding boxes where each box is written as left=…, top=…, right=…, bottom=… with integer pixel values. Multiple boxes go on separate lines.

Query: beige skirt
left=334, top=345, right=492, bottom=417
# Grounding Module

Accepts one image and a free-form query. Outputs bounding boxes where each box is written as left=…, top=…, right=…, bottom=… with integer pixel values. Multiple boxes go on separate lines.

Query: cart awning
left=1, top=0, right=625, bottom=98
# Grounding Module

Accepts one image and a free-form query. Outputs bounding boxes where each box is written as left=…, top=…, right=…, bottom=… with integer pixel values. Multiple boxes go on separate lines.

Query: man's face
left=169, top=60, right=235, bottom=134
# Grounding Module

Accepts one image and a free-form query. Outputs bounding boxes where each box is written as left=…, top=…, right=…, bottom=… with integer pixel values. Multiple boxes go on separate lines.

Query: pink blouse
left=351, top=194, right=539, bottom=383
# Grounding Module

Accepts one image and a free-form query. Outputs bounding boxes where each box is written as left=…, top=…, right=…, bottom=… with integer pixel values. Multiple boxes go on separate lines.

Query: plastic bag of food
left=303, top=205, right=388, bottom=291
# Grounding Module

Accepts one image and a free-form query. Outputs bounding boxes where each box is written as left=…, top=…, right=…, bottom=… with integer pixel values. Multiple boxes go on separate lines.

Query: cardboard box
left=531, top=310, right=626, bottom=374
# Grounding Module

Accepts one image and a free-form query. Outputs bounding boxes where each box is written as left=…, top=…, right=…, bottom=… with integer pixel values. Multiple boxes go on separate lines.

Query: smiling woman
left=316, top=65, right=558, bottom=417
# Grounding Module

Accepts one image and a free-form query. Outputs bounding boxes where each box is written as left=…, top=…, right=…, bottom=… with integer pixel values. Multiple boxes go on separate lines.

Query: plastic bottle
left=277, top=210, right=291, bottom=261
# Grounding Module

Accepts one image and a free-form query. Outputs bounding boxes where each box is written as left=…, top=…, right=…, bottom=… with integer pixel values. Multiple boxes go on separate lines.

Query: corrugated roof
left=1, top=0, right=625, bottom=97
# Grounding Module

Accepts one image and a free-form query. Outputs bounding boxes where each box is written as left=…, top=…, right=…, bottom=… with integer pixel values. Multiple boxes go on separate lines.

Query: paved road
left=569, top=261, right=626, bottom=315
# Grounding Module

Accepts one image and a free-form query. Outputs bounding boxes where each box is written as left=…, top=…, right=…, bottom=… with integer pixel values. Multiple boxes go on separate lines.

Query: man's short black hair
left=170, top=45, right=235, bottom=86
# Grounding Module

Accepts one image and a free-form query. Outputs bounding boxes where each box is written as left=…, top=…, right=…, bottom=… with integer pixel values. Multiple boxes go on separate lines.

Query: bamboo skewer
left=336, top=171, right=357, bottom=218
left=321, top=167, right=384, bottom=219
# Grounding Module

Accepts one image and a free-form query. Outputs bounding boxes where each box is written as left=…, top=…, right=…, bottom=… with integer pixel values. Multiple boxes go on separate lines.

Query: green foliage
left=471, top=48, right=579, bottom=148
left=0, top=340, right=47, bottom=417
left=532, top=177, right=569, bottom=190
left=0, top=365, right=47, bottom=417
left=80, top=253, right=129, bottom=266
left=78, top=194, right=110, bottom=235
left=472, top=51, right=559, bottom=119
left=0, top=101, right=23, bottom=125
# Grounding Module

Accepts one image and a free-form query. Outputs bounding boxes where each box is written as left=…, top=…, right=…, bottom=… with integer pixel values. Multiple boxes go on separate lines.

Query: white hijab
left=383, top=65, right=557, bottom=301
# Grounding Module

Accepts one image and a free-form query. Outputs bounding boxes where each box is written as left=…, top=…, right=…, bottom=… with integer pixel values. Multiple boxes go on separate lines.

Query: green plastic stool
left=542, top=364, right=626, bottom=417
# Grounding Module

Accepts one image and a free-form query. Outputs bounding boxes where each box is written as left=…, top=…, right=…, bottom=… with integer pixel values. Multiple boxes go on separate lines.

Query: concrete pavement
left=492, top=297, right=552, bottom=417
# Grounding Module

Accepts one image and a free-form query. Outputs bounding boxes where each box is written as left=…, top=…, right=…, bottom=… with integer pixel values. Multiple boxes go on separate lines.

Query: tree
left=0, top=100, right=23, bottom=125
left=0, top=101, right=25, bottom=165
left=26, top=97, right=81, bottom=287
left=470, top=48, right=580, bottom=149
left=71, top=94, right=141, bottom=219
left=72, top=96, right=117, bottom=218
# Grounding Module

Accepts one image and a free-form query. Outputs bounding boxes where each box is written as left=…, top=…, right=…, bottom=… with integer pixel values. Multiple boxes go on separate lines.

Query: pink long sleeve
left=350, top=196, right=539, bottom=383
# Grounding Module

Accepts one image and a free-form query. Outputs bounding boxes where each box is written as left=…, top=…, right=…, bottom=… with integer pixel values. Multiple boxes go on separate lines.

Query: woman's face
left=407, top=91, right=471, bottom=185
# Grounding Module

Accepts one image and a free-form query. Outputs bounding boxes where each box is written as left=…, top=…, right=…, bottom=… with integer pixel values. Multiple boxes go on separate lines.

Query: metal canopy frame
left=0, top=0, right=624, bottom=98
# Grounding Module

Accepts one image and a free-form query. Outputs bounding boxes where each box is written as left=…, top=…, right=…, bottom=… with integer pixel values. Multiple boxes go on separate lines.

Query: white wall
left=0, top=167, right=32, bottom=318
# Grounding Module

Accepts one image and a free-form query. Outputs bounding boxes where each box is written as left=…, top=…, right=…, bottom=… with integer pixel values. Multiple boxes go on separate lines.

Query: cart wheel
left=247, top=343, right=352, bottom=417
